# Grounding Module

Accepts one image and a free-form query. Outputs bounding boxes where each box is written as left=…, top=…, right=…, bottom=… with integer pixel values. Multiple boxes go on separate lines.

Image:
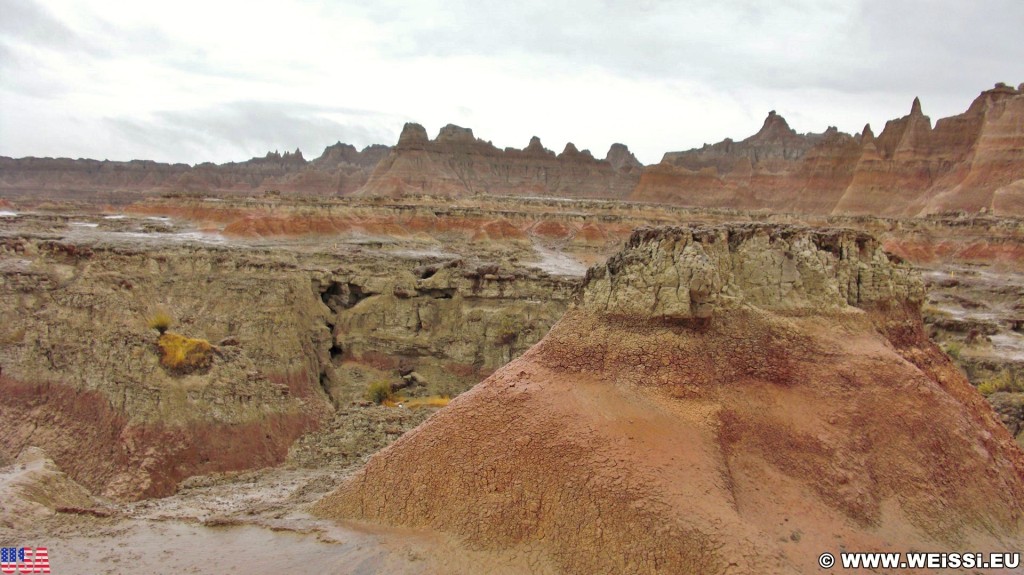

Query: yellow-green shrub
left=148, top=311, right=173, bottom=334
left=366, top=380, right=394, bottom=404
left=158, top=332, right=213, bottom=372
left=403, top=396, right=451, bottom=409
left=943, top=341, right=962, bottom=361
left=977, top=371, right=1022, bottom=396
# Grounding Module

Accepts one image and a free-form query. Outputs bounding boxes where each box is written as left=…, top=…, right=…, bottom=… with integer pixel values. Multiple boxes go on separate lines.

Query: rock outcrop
left=357, top=123, right=641, bottom=198
left=2, top=83, right=1021, bottom=215
left=0, top=447, right=97, bottom=530
left=0, top=143, right=389, bottom=201
left=0, top=212, right=583, bottom=499
left=0, top=239, right=334, bottom=500
left=315, top=224, right=1024, bottom=574
left=636, top=84, right=1024, bottom=216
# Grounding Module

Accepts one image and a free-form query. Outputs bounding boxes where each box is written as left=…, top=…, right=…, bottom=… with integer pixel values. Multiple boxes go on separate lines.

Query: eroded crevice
left=320, top=281, right=373, bottom=312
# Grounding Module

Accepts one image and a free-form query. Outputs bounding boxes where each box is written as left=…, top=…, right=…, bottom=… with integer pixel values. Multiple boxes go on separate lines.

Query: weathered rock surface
left=633, top=83, right=1024, bottom=216
left=988, top=392, right=1024, bottom=447
left=581, top=224, right=922, bottom=320
left=0, top=447, right=97, bottom=530
left=358, top=123, right=640, bottom=198
left=2, top=84, right=1022, bottom=216
left=0, top=212, right=581, bottom=500
left=0, top=239, right=334, bottom=500
left=315, top=224, right=1024, bottom=574
left=0, top=143, right=388, bottom=202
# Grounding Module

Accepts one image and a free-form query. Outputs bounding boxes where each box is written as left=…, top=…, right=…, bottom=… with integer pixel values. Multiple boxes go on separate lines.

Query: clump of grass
left=977, top=371, right=1023, bottom=396
left=365, top=380, right=394, bottom=404
left=148, top=311, right=174, bottom=334
left=943, top=341, right=963, bottom=361
left=403, top=395, right=451, bottom=409
left=157, top=332, right=214, bottom=372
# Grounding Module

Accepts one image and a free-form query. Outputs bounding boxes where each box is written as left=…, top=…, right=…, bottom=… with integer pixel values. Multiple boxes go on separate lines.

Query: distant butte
left=0, top=83, right=1022, bottom=215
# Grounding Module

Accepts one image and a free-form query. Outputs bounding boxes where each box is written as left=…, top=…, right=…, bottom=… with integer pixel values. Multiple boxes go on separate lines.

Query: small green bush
left=366, top=380, right=394, bottom=404
left=977, top=371, right=1022, bottom=396
left=943, top=341, right=962, bottom=361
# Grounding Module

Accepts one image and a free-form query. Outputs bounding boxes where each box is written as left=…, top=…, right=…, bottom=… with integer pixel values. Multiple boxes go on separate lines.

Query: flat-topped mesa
left=435, top=123, right=477, bottom=144
left=578, top=224, right=923, bottom=321
left=396, top=122, right=430, bottom=148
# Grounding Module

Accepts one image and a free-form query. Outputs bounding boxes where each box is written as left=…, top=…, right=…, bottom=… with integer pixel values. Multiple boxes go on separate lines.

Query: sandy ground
left=4, top=456, right=549, bottom=575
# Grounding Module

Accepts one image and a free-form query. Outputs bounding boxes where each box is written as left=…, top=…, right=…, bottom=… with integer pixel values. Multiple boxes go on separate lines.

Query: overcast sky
left=1, top=0, right=1021, bottom=165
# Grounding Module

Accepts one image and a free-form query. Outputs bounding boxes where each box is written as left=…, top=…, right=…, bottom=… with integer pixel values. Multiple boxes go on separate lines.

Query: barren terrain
left=2, top=82, right=1024, bottom=573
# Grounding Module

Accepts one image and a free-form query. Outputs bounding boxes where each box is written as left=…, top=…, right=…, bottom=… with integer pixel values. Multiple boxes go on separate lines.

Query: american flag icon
left=0, top=547, right=50, bottom=574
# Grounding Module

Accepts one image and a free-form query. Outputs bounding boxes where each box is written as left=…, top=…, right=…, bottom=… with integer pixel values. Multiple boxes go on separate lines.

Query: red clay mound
left=529, top=219, right=576, bottom=240
left=315, top=224, right=1024, bottom=574
left=472, top=218, right=528, bottom=241
left=222, top=215, right=354, bottom=237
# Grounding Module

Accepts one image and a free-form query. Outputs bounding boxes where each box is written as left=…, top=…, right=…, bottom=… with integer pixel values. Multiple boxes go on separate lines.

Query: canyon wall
left=0, top=218, right=578, bottom=499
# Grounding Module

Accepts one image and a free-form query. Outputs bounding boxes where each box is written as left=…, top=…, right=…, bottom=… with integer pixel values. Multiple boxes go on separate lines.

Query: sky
left=1, top=0, right=1022, bottom=166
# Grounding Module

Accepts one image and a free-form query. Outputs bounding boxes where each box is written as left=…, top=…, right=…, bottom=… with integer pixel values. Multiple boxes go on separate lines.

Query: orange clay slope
left=314, top=224, right=1024, bottom=574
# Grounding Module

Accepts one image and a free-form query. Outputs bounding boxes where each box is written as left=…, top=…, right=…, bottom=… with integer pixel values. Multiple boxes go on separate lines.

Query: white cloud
left=1, top=0, right=1021, bottom=165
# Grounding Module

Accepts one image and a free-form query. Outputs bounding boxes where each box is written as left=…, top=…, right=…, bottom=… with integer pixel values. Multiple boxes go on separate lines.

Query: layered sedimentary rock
left=636, top=83, right=1024, bottom=216
left=357, top=123, right=640, bottom=198
left=316, top=256, right=577, bottom=404
left=315, top=224, right=1024, bottom=574
left=3, top=84, right=1022, bottom=216
left=0, top=239, right=335, bottom=500
left=0, top=214, right=581, bottom=499
left=0, top=144, right=388, bottom=201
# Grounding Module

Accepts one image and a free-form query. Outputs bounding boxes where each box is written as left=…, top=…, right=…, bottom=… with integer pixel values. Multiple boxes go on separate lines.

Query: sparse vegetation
left=494, top=315, right=521, bottom=346
left=364, top=378, right=451, bottom=408
left=942, top=341, right=962, bottom=361
left=977, top=371, right=1023, bottom=396
left=148, top=311, right=174, bottom=334
left=403, top=396, right=451, bottom=409
left=366, top=380, right=394, bottom=404
left=157, top=332, right=214, bottom=372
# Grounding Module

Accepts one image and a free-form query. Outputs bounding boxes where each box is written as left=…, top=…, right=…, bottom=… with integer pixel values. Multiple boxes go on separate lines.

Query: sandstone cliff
left=315, top=224, right=1024, bottom=574
left=635, top=83, right=1024, bottom=216
left=356, top=123, right=640, bottom=198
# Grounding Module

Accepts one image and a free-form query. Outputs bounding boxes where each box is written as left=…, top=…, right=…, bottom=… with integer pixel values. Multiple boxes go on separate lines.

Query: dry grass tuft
left=402, top=396, right=451, bottom=409
left=148, top=311, right=174, bottom=334
left=158, top=332, right=214, bottom=372
left=977, top=371, right=1022, bottom=396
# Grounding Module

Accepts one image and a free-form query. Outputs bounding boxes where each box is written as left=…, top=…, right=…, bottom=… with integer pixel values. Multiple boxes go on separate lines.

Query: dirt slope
left=315, top=224, right=1024, bottom=574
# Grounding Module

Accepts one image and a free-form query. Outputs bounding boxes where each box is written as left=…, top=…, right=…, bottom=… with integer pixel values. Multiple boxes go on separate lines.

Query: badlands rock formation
left=635, top=83, right=1024, bottom=216
left=1, top=83, right=1021, bottom=215
left=0, top=239, right=335, bottom=500
left=316, top=224, right=1024, bottom=574
left=0, top=143, right=387, bottom=201
left=358, top=123, right=640, bottom=198
left=0, top=211, right=581, bottom=499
